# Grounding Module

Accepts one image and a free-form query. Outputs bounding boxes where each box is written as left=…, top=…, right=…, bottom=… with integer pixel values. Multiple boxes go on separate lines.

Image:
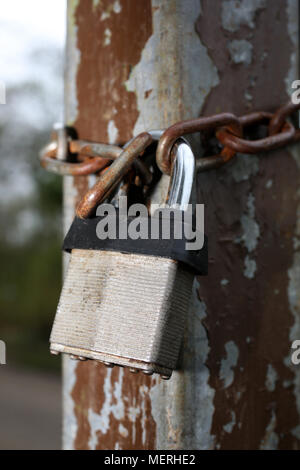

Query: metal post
left=63, top=0, right=300, bottom=449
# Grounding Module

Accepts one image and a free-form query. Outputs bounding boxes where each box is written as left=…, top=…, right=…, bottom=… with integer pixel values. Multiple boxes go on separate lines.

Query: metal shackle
left=76, top=134, right=195, bottom=219
left=166, top=138, right=195, bottom=210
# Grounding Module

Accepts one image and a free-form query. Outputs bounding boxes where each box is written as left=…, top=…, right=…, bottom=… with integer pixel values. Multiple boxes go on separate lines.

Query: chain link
left=40, top=100, right=300, bottom=179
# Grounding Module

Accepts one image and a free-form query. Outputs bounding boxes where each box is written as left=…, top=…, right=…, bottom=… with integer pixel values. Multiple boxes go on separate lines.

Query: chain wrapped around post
left=40, top=100, right=300, bottom=186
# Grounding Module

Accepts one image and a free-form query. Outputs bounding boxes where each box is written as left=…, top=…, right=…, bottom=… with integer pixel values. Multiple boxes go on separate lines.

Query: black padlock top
left=63, top=210, right=208, bottom=276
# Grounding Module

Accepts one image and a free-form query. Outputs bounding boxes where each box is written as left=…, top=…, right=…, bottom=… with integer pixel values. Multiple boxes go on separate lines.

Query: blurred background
left=0, top=0, right=66, bottom=449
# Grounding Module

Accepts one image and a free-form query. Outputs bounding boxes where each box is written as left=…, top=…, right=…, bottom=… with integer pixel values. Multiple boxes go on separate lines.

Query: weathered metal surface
left=196, top=0, right=300, bottom=450
left=51, top=249, right=193, bottom=378
left=62, top=0, right=300, bottom=450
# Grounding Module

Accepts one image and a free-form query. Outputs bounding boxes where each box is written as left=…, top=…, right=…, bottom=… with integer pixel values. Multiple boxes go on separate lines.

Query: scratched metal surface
left=61, top=0, right=300, bottom=449
left=51, top=249, right=193, bottom=375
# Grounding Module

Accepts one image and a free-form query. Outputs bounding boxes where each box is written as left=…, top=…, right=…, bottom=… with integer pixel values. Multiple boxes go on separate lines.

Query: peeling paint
left=128, top=401, right=141, bottom=445
left=150, top=279, right=215, bottom=449
left=88, top=368, right=125, bottom=449
left=260, top=410, right=279, bottom=450
left=231, top=154, right=259, bottom=183
left=99, top=0, right=122, bottom=18
left=244, top=90, right=253, bottom=102
left=62, top=177, right=80, bottom=450
left=107, top=119, right=119, bottom=144
left=126, top=0, right=219, bottom=135
left=63, top=0, right=300, bottom=450
left=285, top=0, right=298, bottom=95
left=227, top=40, right=253, bottom=66
left=125, top=4, right=219, bottom=446
left=63, top=176, right=79, bottom=234
left=239, top=193, right=260, bottom=253
left=140, top=385, right=149, bottom=446
left=65, top=0, right=80, bottom=124
left=220, top=341, right=239, bottom=389
left=283, top=379, right=293, bottom=389
left=119, top=423, right=129, bottom=438
left=265, top=364, right=278, bottom=392
left=286, top=0, right=300, bottom=432
left=287, top=254, right=300, bottom=427
left=261, top=51, right=268, bottom=63
left=100, top=10, right=110, bottom=21
left=244, top=255, right=257, bottom=279
left=63, top=357, right=78, bottom=450
left=221, top=0, right=267, bottom=33
left=194, top=0, right=299, bottom=450
left=266, top=179, right=273, bottom=189
left=223, top=411, right=236, bottom=434
left=74, top=0, right=153, bottom=145
left=104, top=28, right=112, bottom=46
left=292, top=425, right=300, bottom=440
left=113, top=0, right=121, bottom=14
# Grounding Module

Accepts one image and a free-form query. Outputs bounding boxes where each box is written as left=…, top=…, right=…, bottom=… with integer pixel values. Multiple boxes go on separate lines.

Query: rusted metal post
left=63, top=0, right=300, bottom=449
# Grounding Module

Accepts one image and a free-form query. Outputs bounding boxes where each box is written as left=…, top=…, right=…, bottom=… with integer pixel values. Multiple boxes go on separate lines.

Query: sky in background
left=0, top=0, right=67, bottom=204
left=0, top=4, right=68, bottom=426
left=0, top=0, right=66, bottom=85
left=0, top=0, right=66, bottom=45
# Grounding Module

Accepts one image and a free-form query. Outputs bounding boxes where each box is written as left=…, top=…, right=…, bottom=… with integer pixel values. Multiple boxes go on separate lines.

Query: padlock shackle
left=167, top=139, right=195, bottom=210
left=75, top=131, right=195, bottom=219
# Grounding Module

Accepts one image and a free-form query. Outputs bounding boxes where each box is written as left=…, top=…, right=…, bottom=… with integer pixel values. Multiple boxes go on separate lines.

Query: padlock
left=50, top=136, right=207, bottom=379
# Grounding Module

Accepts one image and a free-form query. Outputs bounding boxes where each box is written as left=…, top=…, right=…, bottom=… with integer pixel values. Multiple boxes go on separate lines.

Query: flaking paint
left=125, top=0, right=219, bottom=135
left=227, top=40, right=253, bottom=66
left=219, top=341, right=239, bottom=389
left=197, top=0, right=300, bottom=449
left=62, top=0, right=300, bottom=450
left=286, top=0, right=300, bottom=441
left=149, top=279, right=216, bottom=449
left=265, top=364, right=278, bottom=392
left=221, top=0, right=267, bottom=32
left=65, top=0, right=80, bottom=125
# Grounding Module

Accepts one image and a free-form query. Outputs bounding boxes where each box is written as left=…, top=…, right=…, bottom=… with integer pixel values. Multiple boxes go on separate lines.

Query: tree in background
left=0, top=46, right=63, bottom=371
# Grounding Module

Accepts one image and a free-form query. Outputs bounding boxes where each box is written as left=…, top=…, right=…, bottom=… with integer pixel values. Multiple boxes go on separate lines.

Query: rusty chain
left=40, top=100, right=300, bottom=215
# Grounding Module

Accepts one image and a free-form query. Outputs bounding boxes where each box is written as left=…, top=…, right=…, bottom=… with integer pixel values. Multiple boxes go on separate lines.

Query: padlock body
left=50, top=249, right=194, bottom=377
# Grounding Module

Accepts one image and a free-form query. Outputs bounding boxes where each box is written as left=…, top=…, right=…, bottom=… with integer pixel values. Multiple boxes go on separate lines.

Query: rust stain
left=73, top=176, right=89, bottom=207
left=74, top=0, right=152, bottom=145
left=70, top=0, right=155, bottom=450
left=197, top=0, right=300, bottom=450
left=65, top=0, right=300, bottom=450
left=76, top=132, right=153, bottom=218
left=72, top=362, right=156, bottom=450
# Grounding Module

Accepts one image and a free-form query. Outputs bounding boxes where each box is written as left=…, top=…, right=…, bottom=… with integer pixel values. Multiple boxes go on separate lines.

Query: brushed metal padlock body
left=50, top=249, right=194, bottom=378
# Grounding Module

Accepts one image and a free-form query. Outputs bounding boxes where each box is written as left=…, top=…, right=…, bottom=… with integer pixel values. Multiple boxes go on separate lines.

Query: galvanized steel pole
left=62, top=0, right=300, bottom=450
